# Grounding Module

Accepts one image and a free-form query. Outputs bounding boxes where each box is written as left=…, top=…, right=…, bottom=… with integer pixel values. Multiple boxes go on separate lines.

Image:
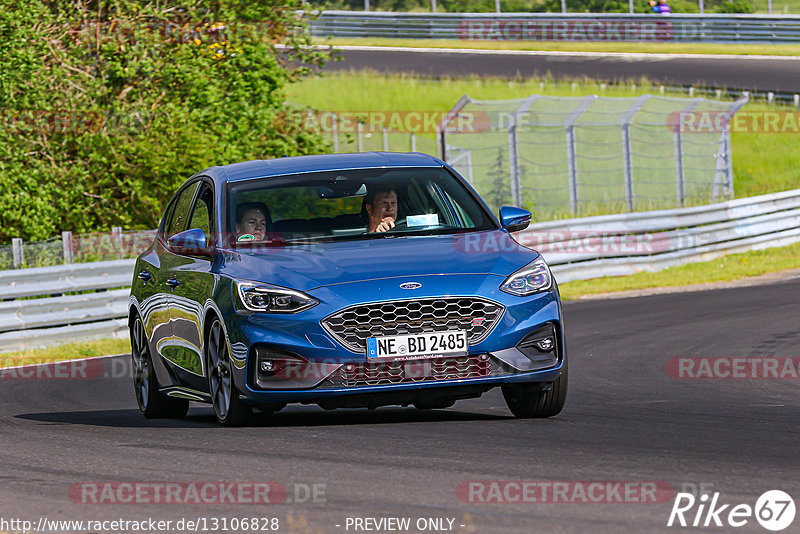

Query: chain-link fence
left=438, top=93, right=748, bottom=219
left=1, top=229, right=156, bottom=270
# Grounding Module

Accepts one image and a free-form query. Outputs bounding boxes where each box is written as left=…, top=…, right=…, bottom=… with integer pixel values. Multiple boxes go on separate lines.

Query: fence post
left=411, top=133, right=416, bottom=152
left=62, top=231, right=74, bottom=264
left=438, top=94, right=473, bottom=163
left=12, top=238, right=24, bottom=268
left=621, top=95, right=650, bottom=212
left=724, top=95, right=748, bottom=199
left=674, top=98, right=701, bottom=207
left=112, top=226, right=123, bottom=259
left=508, top=125, right=520, bottom=207
left=357, top=122, right=363, bottom=152
left=674, top=129, right=685, bottom=208
left=507, top=95, right=539, bottom=208
left=564, top=95, right=597, bottom=216
left=332, top=113, right=339, bottom=152
left=712, top=95, right=748, bottom=200
left=382, top=127, right=389, bottom=151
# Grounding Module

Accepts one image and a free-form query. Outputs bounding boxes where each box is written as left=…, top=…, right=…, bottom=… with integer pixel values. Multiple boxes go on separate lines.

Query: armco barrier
left=1, top=188, right=799, bottom=350
left=310, top=12, right=800, bottom=44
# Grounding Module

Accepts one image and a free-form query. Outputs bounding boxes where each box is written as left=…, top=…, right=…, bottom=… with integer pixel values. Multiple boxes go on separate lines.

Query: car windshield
left=226, top=167, right=497, bottom=247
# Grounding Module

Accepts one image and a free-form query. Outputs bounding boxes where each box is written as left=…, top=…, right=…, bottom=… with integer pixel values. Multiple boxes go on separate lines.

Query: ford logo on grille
left=399, top=282, right=422, bottom=290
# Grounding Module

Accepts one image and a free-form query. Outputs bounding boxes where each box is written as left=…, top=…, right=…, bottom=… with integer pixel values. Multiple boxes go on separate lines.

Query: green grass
left=0, top=338, right=130, bottom=367
left=558, top=241, right=800, bottom=299
left=318, top=37, right=800, bottom=57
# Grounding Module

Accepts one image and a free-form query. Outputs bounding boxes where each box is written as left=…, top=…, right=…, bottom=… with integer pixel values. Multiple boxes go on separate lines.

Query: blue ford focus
left=128, top=152, right=567, bottom=425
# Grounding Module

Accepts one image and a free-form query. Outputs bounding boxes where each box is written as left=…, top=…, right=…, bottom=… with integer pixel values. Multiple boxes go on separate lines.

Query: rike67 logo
left=668, top=490, right=795, bottom=531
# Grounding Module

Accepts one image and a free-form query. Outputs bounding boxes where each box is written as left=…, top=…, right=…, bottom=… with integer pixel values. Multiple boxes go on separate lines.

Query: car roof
left=199, top=152, right=445, bottom=185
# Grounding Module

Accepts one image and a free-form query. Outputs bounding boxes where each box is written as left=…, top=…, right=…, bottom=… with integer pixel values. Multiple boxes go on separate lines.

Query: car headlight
left=236, top=281, right=318, bottom=313
left=500, top=257, right=552, bottom=296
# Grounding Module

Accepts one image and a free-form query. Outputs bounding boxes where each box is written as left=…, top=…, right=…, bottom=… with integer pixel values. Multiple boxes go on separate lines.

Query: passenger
left=236, top=202, right=270, bottom=242
left=365, top=188, right=398, bottom=233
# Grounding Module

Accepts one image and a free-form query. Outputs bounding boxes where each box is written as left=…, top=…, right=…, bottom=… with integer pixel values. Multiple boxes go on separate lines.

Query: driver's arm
left=372, top=217, right=395, bottom=233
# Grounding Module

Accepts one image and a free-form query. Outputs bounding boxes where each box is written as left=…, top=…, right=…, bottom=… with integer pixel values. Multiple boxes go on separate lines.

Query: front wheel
left=131, top=317, right=189, bottom=419
left=502, top=362, right=568, bottom=419
left=207, top=318, right=252, bottom=426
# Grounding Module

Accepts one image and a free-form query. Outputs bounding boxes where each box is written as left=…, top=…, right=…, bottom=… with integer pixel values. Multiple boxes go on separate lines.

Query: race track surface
left=1, top=279, right=798, bottom=533
left=325, top=47, right=800, bottom=93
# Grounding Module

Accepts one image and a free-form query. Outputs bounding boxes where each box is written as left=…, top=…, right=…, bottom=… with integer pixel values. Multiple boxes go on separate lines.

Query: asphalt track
left=325, top=47, right=800, bottom=93
left=1, top=278, right=798, bottom=533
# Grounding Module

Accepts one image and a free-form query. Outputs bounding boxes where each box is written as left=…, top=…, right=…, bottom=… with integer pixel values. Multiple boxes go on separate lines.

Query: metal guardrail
left=311, top=11, right=800, bottom=44
left=517, top=189, right=800, bottom=282
left=0, top=259, right=135, bottom=300
left=1, top=189, right=798, bottom=351
left=0, top=260, right=135, bottom=352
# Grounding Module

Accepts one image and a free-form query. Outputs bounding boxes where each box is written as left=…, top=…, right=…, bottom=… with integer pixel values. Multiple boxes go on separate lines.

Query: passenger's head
left=365, top=187, right=398, bottom=231
left=236, top=202, right=270, bottom=242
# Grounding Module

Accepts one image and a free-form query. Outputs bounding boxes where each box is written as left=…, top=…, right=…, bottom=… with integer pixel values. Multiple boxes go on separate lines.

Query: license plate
left=366, top=330, right=468, bottom=360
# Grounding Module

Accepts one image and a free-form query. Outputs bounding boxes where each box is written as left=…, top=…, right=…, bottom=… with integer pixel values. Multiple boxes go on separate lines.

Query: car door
left=151, top=181, right=201, bottom=386
left=163, top=180, right=217, bottom=392
left=137, top=190, right=184, bottom=387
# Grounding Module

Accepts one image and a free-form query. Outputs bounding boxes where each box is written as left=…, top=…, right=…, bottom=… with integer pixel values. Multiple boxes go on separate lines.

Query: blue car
left=128, top=152, right=567, bottom=425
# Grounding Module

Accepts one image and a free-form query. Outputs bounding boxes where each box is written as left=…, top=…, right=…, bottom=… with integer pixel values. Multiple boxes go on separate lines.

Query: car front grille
left=321, top=297, right=504, bottom=353
left=327, top=355, right=493, bottom=388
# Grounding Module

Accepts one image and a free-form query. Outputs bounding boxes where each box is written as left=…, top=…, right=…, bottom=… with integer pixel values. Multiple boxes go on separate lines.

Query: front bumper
left=222, top=273, right=565, bottom=405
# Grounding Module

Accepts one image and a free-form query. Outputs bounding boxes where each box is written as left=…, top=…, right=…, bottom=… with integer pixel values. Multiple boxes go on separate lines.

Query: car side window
left=166, top=182, right=200, bottom=238
left=188, top=183, right=214, bottom=244
left=160, top=199, right=177, bottom=237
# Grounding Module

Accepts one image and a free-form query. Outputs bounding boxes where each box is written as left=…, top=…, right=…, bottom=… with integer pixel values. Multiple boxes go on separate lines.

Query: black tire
left=207, top=318, right=252, bottom=426
left=131, top=317, right=189, bottom=419
left=502, top=361, right=568, bottom=419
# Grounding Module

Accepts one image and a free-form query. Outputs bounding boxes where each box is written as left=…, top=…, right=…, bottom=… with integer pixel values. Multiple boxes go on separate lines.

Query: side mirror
left=499, top=206, right=532, bottom=233
left=168, top=228, right=211, bottom=256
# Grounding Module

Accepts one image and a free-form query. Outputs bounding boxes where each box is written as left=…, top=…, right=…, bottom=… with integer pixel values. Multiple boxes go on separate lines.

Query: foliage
left=713, top=0, right=756, bottom=12
left=0, top=0, right=331, bottom=242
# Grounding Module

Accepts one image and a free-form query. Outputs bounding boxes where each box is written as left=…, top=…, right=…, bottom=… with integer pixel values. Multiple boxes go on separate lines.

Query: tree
left=0, top=0, right=331, bottom=241
left=487, top=147, right=511, bottom=213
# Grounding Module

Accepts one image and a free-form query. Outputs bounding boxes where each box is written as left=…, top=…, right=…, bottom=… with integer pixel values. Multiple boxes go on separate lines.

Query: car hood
left=220, top=230, right=538, bottom=292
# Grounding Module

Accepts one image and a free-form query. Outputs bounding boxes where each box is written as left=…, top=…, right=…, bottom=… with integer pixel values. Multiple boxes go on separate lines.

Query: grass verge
left=318, top=37, right=800, bottom=57
left=0, top=338, right=130, bottom=367
left=558, top=241, right=800, bottom=300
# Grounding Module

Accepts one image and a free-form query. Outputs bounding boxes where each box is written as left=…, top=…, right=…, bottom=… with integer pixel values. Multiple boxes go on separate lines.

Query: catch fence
left=438, top=93, right=748, bottom=218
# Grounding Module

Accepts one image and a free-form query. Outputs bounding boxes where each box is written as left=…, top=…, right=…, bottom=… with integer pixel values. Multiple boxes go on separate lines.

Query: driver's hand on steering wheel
left=373, top=217, right=395, bottom=233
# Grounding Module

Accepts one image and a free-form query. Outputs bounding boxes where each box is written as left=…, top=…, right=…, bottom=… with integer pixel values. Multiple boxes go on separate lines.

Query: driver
left=236, top=202, right=270, bottom=242
left=365, top=188, right=398, bottom=233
